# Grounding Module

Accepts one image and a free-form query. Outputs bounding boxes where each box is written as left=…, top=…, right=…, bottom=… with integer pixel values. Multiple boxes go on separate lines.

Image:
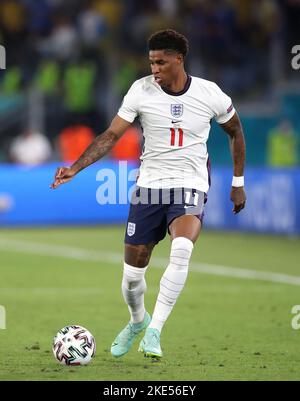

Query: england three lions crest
left=127, top=222, right=136, bottom=236
left=170, top=104, right=183, bottom=118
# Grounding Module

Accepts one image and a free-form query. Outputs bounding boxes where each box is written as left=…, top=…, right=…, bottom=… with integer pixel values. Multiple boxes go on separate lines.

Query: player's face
left=149, top=50, right=183, bottom=88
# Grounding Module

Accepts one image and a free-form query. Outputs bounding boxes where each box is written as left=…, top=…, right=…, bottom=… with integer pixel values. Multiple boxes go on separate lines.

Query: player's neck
left=165, top=71, right=188, bottom=93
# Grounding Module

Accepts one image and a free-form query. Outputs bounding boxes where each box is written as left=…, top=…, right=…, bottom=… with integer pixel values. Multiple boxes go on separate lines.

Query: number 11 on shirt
left=170, top=128, right=184, bottom=146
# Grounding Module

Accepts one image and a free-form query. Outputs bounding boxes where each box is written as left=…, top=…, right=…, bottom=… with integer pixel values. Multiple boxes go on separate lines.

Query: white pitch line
left=0, top=237, right=300, bottom=287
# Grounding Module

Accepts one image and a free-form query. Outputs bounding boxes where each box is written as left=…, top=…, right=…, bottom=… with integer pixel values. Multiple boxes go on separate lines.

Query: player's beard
left=154, top=76, right=163, bottom=85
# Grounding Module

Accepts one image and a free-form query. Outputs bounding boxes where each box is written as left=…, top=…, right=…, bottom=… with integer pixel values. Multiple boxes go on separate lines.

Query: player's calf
left=147, top=237, right=194, bottom=334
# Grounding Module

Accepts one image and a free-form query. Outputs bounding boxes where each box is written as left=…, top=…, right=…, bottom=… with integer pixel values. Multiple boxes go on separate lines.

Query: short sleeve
left=117, top=81, right=141, bottom=123
left=211, top=83, right=235, bottom=124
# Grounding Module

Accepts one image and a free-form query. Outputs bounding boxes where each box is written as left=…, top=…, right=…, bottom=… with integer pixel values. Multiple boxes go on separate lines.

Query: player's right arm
left=51, top=115, right=131, bottom=189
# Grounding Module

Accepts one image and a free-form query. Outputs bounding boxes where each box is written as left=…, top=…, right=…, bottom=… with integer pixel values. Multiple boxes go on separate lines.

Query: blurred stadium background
left=0, top=0, right=300, bottom=381
left=0, top=0, right=299, bottom=233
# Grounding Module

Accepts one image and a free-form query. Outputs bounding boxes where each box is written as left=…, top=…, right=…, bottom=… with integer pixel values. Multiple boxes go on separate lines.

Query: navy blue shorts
left=125, top=187, right=207, bottom=245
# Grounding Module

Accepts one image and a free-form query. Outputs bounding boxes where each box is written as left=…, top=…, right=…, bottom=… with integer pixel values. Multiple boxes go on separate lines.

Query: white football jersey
left=117, top=75, right=235, bottom=192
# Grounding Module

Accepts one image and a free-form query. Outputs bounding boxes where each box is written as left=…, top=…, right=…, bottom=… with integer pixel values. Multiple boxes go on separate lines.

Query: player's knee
left=170, top=236, right=194, bottom=269
left=125, top=243, right=154, bottom=267
left=122, top=262, right=148, bottom=290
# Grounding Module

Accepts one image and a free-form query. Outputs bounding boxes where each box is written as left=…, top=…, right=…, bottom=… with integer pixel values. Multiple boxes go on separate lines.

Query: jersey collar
left=161, top=75, right=192, bottom=96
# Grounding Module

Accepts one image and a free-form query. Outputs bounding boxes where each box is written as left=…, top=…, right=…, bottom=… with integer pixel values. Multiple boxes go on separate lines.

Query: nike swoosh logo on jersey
left=171, top=120, right=182, bottom=124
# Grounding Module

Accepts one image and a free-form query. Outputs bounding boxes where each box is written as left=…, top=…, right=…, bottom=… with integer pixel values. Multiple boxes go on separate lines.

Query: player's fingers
left=55, top=167, right=65, bottom=179
left=51, top=175, right=67, bottom=189
left=233, top=202, right=245, bottom=214
left=50, top=179, right=60, bottom=189
left=233, top=203, right=241, bottom=213
left=52, top=175, right=72, bottom=188
left=51, top=168, right=67, bottom=189
left=51, top=167, right=73, bottom=189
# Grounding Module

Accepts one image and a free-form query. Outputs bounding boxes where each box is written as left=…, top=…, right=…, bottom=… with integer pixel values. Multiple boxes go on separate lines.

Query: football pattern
left=52, top=325, right=96, bottom=365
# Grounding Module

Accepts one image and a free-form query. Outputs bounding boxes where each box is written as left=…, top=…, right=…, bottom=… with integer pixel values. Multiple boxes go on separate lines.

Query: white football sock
left=122, top=262, right=148, bottom=324
left=149, top=237, right=193, bottom=333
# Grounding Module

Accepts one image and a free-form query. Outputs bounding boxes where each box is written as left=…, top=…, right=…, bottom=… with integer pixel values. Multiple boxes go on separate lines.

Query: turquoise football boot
left=138, top=327, right=163, bottom=359
left=111, top=312, right=151, bottom=358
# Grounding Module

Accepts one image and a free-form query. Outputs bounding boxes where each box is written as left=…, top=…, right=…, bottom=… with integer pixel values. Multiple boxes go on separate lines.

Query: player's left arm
left=220, top=112, right=246, bottom=214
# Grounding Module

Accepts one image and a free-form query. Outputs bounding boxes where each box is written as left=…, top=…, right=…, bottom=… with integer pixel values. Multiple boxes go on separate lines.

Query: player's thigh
left=125, top=242, right=156, bottom=268
left=169, top=214, right=201, bottom=243
left=167, top=188, right=204, bottom=243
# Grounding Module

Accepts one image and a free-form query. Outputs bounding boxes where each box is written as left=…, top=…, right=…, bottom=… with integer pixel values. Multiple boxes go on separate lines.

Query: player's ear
left=176, top=53, right=184, bottom=64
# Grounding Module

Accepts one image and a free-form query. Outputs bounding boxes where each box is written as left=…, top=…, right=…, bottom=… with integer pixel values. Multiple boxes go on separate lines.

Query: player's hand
left=230, top=186, right=246, bottom=214
left=50, top=166, right=76, bottom=189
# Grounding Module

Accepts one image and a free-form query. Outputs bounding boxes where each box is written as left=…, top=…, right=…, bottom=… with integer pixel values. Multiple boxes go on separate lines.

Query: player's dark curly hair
left=148, top=29, right=189, bottom=58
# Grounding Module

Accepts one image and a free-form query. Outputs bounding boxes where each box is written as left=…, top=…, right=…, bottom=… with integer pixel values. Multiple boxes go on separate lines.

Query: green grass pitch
left=0, top=226, right=300, bottom=381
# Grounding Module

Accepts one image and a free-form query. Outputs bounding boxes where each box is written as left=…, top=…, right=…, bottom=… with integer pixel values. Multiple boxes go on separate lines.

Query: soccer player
left=51, top=29, right=246, bottom=359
